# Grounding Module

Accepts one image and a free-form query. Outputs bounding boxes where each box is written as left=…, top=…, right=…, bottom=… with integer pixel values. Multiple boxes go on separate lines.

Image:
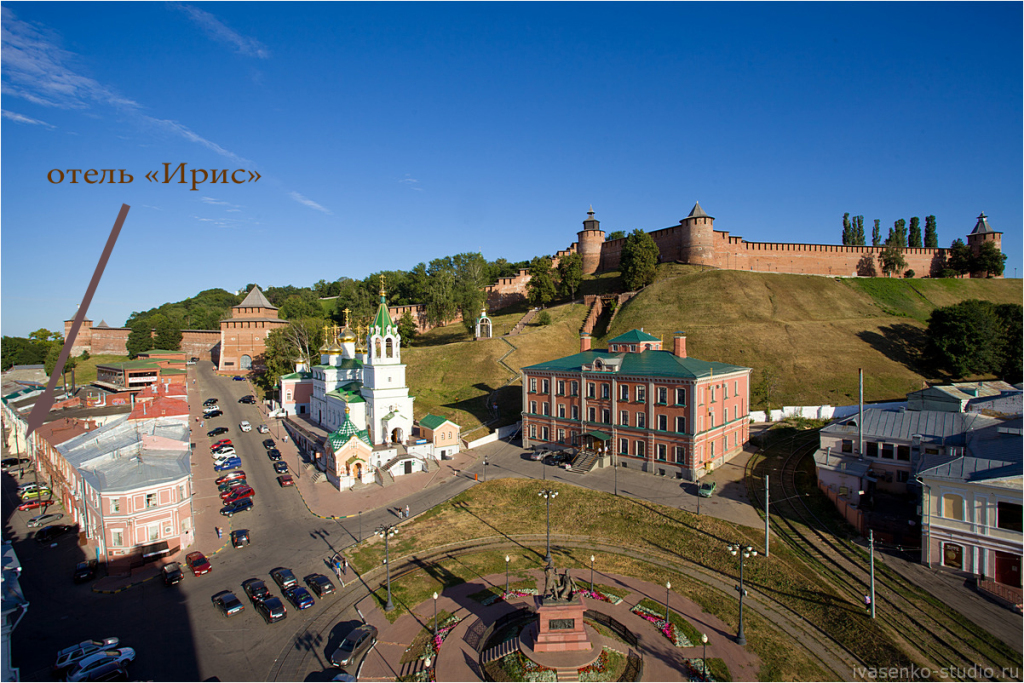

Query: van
left=240, top=421, right=252, bottom=432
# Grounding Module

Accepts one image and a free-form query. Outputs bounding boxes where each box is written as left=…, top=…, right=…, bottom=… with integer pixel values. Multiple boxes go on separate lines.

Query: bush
left=80, top=350, right=90, bottom=360
left=903, top=270, right=915, bottom=279
left=536, top=311, right=552, bottom=326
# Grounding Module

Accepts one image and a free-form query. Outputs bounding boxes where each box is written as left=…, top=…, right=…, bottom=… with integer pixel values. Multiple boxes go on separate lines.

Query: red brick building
left=521, top=330, right=751, bottom=481
left=218, top=286, right=289, bottom=374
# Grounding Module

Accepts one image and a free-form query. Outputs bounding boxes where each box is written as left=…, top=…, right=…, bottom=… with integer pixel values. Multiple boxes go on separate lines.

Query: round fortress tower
left=678, top=201, right=715, bottom=267
left=577, top=206, right=605, bottom=275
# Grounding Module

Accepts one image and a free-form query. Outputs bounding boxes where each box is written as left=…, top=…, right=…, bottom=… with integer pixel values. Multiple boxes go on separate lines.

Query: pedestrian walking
left=342, top=557, right=348, bottom=575
left=201, top=420, right=205, bottom=428
left=404, top=504, right=410, bottom=519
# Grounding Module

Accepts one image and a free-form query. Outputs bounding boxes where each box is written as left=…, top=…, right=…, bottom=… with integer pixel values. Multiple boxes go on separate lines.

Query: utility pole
left=764, top=474, right=770, bottom=557
left=869, top=529, right=876, bottom=619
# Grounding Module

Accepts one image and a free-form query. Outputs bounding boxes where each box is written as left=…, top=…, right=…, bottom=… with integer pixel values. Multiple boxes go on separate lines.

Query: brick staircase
left=398, top=657, right=426, bottom=678
left=569, top=449, right=600, bottom=473
left=555, top=667, right=579, bottom=682
left=508, top=308, right=540, bottom=336
left=481, top=637, right=519, bottom=664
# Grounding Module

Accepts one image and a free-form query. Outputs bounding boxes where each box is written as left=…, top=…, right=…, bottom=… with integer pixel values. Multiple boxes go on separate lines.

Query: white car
left=240, top=421, right=252, bottom=432
left=212, top=448, right=236, bottom=458
left=53, top=638, right=119, bottom=672
left=66, top=648, right=135, bottom=682
left=257, top=424, right=270, bottom=434
left=28, top=513, right=63, bottom=528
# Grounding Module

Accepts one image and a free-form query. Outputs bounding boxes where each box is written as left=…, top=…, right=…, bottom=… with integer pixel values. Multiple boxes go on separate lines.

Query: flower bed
left=576, top=588, right=624, bottom=605
left=630, top=603, right=693, bottom=647
left=479, top=587, right=539, bottom=606
left=421, top=613, right=462, bottom=660
left=500, top=652, right=556, bottom=682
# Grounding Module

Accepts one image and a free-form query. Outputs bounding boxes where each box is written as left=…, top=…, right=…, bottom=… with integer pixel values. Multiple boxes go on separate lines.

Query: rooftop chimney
left=580, top=333, right=592, bottom=353
left=673, top=332, right=687, bottom=359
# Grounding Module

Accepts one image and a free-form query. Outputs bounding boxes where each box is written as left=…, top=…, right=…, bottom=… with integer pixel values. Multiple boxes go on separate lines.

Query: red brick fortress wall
left=63, top=321, right=221, bottom=359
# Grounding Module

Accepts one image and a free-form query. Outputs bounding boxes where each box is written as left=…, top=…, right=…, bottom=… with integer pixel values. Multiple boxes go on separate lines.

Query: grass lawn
left=706, top=657, right=731, bottom=682
left=63, top=354, right=129, bottom=386
left=636, top=597, right=704, bottom=646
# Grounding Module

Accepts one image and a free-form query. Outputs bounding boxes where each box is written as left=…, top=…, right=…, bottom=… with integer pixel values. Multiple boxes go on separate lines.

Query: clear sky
left=2, top=2, right=1021, bottom=338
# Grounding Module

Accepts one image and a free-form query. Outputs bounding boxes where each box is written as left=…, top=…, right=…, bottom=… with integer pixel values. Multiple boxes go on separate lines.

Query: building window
left=941, top=494, right=964, bottom=521
left=619, top=438, right=629, bottom=455
left=710, top=441, right=716, bottom=458
left=529, top=425, right=537, bottom=438
left=145, top=493, right=157, bottom=508
left=881, top=444, right=894, bottom=459
left=723, top=384, right=729, bottom=399
left=558, top=404, right=566, bottom=418
left=112, top=498, right=120, bottom=513
left=943, top=543, right=964, bottom=570
left=530, top=401, right=537, bottom=414
left=178, top=484, right=185, bottom=501
left=542, top=402, right=550, bottom=416
left=896, top=445, right=911, bottom=461
left=630, top=344, right=636, bottom=352
left=866, top=442, right=879, bottom=457
left=657, top=444, right=667, bottom=461
left=542, top=379, right=550, bottom=393
left=557, top=381, right=565, bottom=396
left=636, top=386, right=646, bottom=403
left=112, top=530, right=123, bottom=547
left=997, top=502, right=1023, bottom=532
left=587, top=383, right=596, bottom=399
left=636, top=412, right=646, bottom=428
left=571, top=406, right=579, bottom=420
left=657, top=387, right=667, bottom=404
left=149, top=525, right=160, bottom=542
left=542, top=426, right=550, bottom=441
left=842, top=439, right=853, bottom=453
left=657, top=415, right=667, bottom=431
left=676, top=416, right=686, bottom=433
left=676, top=388, right=686, bottom=405
left=635, top=441, right=645, bottom=458
left=620, top=385, right=629, bottom=401
left=601, top=409, right=611, bottom=424
left=557, top=429, right=566, bottom=443
left=897, top=471, right=909, bottom=483
left=601, top=383, right=610, bottom=399
left=710, top=386, right=717, bottom=403
left=674, top=446, right=684, bottom=464
left=588, top=407, right=596, bottom=422
left=734, top=380, right=738, bottom=395
left=530, top=378, right=537, bottom=392
left=571, top=381, right=579, bottom=396
left=620, top=410, right=629, bottom=426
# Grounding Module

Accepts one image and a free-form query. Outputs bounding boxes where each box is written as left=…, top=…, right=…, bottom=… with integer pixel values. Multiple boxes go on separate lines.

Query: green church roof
left=280, top=371, right=313, bottom=381
left=609, top=329, right=660, bottom=344
left=326, top=382, right=365, bottom=403
left=328, top=413, right=371, bottom=450
left=524, top=349, right=748, bottom=380
left=419, top=414, right=455, bottom=430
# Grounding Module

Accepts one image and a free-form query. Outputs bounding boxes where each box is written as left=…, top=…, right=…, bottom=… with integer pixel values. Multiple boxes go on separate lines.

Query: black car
left=204, top=410, right=224, bottom=418
left=267, top=449, right=282, bottom=461
left=1, top=457, right=31, bottom=471
left=36, top=524, right=77, bottom=544
left=255, top=596, right=287, bottom=623
left=220, top=499, right=253, bottom=517
left=329, top=624, right=378, bottom=668
left=304, top=573, right=336, bottom=598
left=239, top=395, right=256, bottom=404
left=73, top=560, right=98, bottom=583
left=203, top=398, right=218, bottom=407
left=207, top=427, right=229, bottom=437
left=543, top=452, right=572, bottom=466
left=272, top=461, right=288, bottom=474
left=162, top=562, right=184, bottom=586
left=231, top=529, right=251, bottom=549
left=212, top=591, right=245, bottom=617
left=262, top=439, right=276, bottom=449
left=270, top=567, right=298, bottom=590
left=242, top=578, right=271, bottom=604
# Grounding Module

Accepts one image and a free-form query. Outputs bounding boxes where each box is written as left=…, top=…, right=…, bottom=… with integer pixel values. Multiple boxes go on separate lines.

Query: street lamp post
left=358, top=510, right=362, bottom=542
left=613, top=447, right=618, bottom=496
left=701, top=633, right=708, bottom=677
left=505, top=555, right=510, bottom=595
left=432, top=591, right=438, bottom=637
left=590, top=555, right=595, bottom=592
left=726, top=543, right=757, bottom=646
left=484, top=458, right=488, bottom=482
left=376, top=523, right=399, bottom=611
left=665, top=581, right=672, bottom=621
left=539, top=488, right=559, bottom=564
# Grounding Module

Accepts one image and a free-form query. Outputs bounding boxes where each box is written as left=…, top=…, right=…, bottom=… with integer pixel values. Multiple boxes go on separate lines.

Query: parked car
left=240, top=420, right=252, bottom=432
left=221, top=486, right=255, bottom=504
left=211, top=438, right=232, bottom=448
left=218, top=480, right=248, bottom=494
left=304, top=573, right=336, bottom=598
left=1, top=457, right=31, bottom=471
left=20, top=487, right=53, bottom=501
left=17, top=498, right=54, bottom=511
left=239, top=395, right=256, bottom=404
left=262, top=438, right=276, bottom=449
left=220, top=498, right=253, bottom=517
left=186, top=551, right=212, bottom=576
left=53, top=638, right=119, bottom=673
left=71, top=659, right=128, bottom=681
left=36, top=524, right=77, bottom=544
left=207, top=427, right=229, bottom=437
left=329, top=624, right=378, bottom=668
left=214, top=458, right=242, bottom=472
left=73, top=560, right=98, bottom=583
left=66, top=648, right=135, bottom=682
left=162, top=562, right=184, bottom=585
left=283, top=585, right=315, bottom=610
left=255, top=595, right=287, bottom=623
left=272, top=461, right=288, bottom=474
left=698, top=481, right=717, bottom=498
left=242, top=578, right=271, bottom=604
left=233, top=375, right=245, bottom=381
left=270, top=567, right=298, bottom=590
left=215, top=470, right=246, bottom=485
left=277, top=475, right=294, bottom=487
left=214, top=455, right=240, bottom=467
left=203, top=398, right=218, bottom=406
left=257, top=424, right=270, bottom=433
left=543, top=452, right=572, bottom=467
left=17, top=482, right=47, bottom=493
left=212, top=447, right=237, bottom=458
left=202, top=404, right=220, bottom=413
left=28, top=512, right=63, bottom=527
left=231, top=529, right=250, bottom=549
left=212, top=591, right=246, bottom=617
left=267, top=448, right=283, bottom=461
left=204, top=410, right=223, bottom=418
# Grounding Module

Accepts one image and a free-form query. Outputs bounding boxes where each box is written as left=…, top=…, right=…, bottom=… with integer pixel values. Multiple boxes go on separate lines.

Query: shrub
left=903, top=269, right=915, bottom=279
left=536, top=311, right=552, bottom=326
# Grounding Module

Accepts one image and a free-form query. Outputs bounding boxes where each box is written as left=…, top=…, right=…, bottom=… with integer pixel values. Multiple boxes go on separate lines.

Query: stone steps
left=398, top=657, right=425, bottom=678
left=569, top=449, right=599, bottom=473
left=555, top=667, right=579, bottom=682
left=481, top=637, right=519, bottom=664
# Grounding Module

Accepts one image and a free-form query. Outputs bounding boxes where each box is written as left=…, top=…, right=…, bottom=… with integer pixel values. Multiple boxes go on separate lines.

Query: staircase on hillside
left=508, top=308, right=540, bottom=336
left=569, top=449, right=600, bottom=474
left=481, top=637, right=519, bottom=664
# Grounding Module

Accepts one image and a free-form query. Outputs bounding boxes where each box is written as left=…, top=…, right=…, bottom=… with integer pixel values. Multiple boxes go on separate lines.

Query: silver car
left=330, top=624, right=378, bottom=668
left=28, top=512, right=63, bottom=528
left=66, top=648, right=135, bottom=682
left=52, top=638, right=119, bottom=672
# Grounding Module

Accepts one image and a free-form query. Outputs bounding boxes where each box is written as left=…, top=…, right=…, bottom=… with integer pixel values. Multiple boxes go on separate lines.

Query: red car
left=215, top=471, right=246, bottom=486
left=186, top=551, right=212, bottom=576
left=277, top=475, right=294, bottom=487
left=17, top=498, right=54, bottom=511
left=221, top=486, right=255, bottom=504
left=211, top=440, right=233, bottom=451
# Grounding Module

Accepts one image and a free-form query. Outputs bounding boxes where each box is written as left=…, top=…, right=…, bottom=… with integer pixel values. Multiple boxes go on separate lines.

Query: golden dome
left=327, top=342, right=343, bottom=354
left=339, top=326, right=357, bottom=343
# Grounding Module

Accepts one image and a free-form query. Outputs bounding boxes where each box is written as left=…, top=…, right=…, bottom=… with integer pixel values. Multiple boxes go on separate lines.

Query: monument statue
left=540, top=563, right=578, bottom=603
left=542, top=563, right=559, bottom=599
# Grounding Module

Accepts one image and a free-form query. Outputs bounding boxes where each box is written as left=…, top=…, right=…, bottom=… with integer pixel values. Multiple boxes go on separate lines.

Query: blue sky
left=2, top=2, right=1020, bottom=337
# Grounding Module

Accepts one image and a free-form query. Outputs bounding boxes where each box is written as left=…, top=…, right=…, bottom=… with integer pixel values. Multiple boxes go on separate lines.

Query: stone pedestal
left=533, top=596, right=591, bottom=652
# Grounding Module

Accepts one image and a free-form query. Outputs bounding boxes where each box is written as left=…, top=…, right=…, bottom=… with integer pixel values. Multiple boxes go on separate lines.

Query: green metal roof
left=419, top=414, right=454, bottom=430
left=280, top=371, right=313, bottom=381
left=143, top=349, right=183, bottom=355
left=312, top=358, right=364, bottom=370
left=100, top=359, right=162, bottom=370
left=328, top=414, right=371, bottom=450
left=583, top=430, right=611, bottom=441
left=609, top=329, right=660, bottom=344
left=370, top=293, right=399, bottom=338
left=326, top=382, right=365, bottom=403
left=523, top=349, right=748, bottom=380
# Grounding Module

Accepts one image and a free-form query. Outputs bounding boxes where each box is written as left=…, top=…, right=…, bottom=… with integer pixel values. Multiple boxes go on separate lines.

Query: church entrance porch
left=390, top=427, right=404, bottom=444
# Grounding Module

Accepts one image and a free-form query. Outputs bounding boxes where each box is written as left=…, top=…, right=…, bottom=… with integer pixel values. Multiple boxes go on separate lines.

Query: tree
left=280, top=290, right=324, bottom=320
left=889, top=219, right=907, bottom=247
left=557, top=252, right=583, bottom=301
left=908, top=217, right=922, bottom=248
left=151, top=314, right=182, bottom=350
left=536, top=311, right=552, bottom=326
left=924, top=215, right=938, bottom=248
left=879, top=245, right=908, bottom=278
left=752, top=366, right=781, bottom=412
left=606, top=230, right=627, bottom=241
left=424, top=262, right=459, bottom=326
left=904, top=269, right=915, bottom=279
left=452, top=252, right=488, bottom=324
left=871, top=219, right=882, bottom=246
left=947, top=238, right=973, bottom=276
left=926, top=300, right=1021, bottom=379
left=526, top=257, right=557, bottom=306
left=973, top=241, right=1006, bottom=278
left=44, top=343, right=62, bottom=377
left=842, top=213, right=852, bottom=246
left=126, top=319, right=154, bottom=358
left=620, top=229, right=660, bottom=291
left=397, top=311, right=418, bottom=344
left=853, top=215, right=866, bottom=246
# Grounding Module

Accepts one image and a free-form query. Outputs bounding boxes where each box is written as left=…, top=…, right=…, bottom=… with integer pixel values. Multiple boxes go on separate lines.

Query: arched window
left=374, top=339, right=382, bottom=358
left=386, top=338, right=394, bottom=358
left=240, top=355, right=252, bottom=369
left=942, top=494, right=964, bottom=521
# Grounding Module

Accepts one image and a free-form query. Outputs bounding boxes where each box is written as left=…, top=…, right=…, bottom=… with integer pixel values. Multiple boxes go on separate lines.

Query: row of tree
left=1, top=329, right=79, bottom=391
left=842, top=213, right=939, bottom=248
left=926, top=300, right=1021, bottom=383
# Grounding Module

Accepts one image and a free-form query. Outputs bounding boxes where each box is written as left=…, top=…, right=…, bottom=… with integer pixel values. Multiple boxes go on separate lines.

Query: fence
left=474, top=606, right=535, bottom=654
left=818, top=480, right=865, bottom=534
left=749, top=400, right=908, bottom=423
left=465, top=422, right=523, bottom=450
left=583, top=609, right=638, bottom=647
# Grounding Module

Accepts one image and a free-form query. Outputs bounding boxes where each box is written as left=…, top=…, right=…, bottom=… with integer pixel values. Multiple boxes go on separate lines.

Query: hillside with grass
left=403, top=266, right=1020, bottom=431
